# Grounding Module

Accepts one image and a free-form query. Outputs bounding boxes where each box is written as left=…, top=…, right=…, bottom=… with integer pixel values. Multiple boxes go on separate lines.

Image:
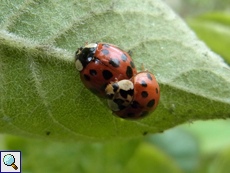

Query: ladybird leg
left=114, top=77, right=120, bottom=83
left=141, top=63, right=148, bottom=72
left=115, top=76, right=120, bottom=82
left=107, top=79, right=117, bottom=86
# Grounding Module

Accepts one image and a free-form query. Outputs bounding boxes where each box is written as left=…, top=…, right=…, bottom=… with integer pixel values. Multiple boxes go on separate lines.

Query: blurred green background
left=1, top=0, right=230, bottom=172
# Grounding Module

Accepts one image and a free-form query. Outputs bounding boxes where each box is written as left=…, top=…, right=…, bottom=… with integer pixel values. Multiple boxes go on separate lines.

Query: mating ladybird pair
left=75, top=43, right=160, bottom=120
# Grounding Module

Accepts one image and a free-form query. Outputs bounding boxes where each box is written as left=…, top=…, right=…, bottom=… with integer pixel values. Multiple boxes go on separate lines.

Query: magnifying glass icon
left=3, top=154, right=18, bottom=170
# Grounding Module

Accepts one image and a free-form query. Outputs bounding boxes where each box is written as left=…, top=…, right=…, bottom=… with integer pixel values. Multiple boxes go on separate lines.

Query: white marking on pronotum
left=85, top=43, right=97, bottom=48
left=75, top=59, right=83, bottom=71
left=117, top=80, right=134, bottom=91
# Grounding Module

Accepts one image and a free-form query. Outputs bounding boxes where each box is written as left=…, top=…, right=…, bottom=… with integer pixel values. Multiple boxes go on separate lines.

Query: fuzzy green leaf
left=187, top=12, right=230, bottom=64
left=4, top=135, right=182, bottom=173
left=0, top=0, right=230, bottom=142
left=209, top=145, right=230, bottom=173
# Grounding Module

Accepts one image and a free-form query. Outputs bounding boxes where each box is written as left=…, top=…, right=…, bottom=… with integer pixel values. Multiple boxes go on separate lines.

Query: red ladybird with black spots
left=106, top=71, right=160, bottom=119
left=75, top=43, right=137, bottom=97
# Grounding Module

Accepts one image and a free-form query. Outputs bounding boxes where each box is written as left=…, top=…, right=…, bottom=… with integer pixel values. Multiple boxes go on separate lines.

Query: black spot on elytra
left=147, top=99, right=155, bottom=107
left=121, top=53, right=127, bottom=61
left=147, top=73, right=152, bottom=80
left=90, top=69, right=97, bottom=76
left=102, top=70, right=113, bottom=80
left=126, top=66, right=133, bottom=78
left=119, top=105, right=126, bottom=110
left=90, top=88, right=99, bottom=94
left=103, top=44, right=110, bottom=48
left=141, top=91, right=148, bottom=98
left=131, top=101, right=140, bottom=108
left=140, top=111, right=149, bottom=117
left=127, top=113, right=135, bottom=117
left=101, top=49, right=109, bottom=55
left=46, top=131, right=51, bottom=135
left=156, top=88, right=159, bottom=94
left=141, top=81, right=147, bottom=87
left=120, top=89, right=134, bottom=99
left=109, top=59, right=120, bottom=68
left=112, top=83, right=119, bottom=92
left=84, top=74, right=90, bottom=81
left=130, top=61, right=135, bottom=68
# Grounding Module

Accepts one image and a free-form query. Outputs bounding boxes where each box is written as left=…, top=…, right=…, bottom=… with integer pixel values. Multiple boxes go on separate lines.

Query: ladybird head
left=105, top=82, right=119, bottom=99
left=106, top=80, right=134, bottom=111
left=75, top=43, right=98, bottom=71
left=76, top=46, right=84, bottom=55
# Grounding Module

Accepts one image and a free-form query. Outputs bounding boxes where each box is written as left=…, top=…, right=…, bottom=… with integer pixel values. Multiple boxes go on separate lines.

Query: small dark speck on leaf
left=127, top=50, right=133, bottom=56
left=143, top=131, right=148, bottom=136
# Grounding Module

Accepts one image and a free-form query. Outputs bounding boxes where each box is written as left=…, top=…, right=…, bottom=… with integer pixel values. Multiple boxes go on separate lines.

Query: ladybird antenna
left=141, top=63, right=145, bottom=71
